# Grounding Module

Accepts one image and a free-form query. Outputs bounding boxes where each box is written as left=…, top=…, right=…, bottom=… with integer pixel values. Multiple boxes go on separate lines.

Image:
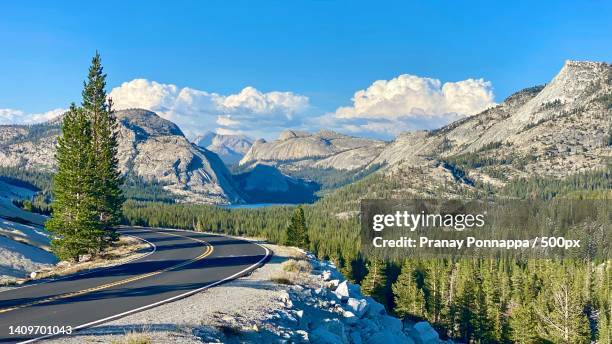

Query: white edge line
left=0, top=233, right=157, bottom=295
left=18, top=229, right=271, bottom=344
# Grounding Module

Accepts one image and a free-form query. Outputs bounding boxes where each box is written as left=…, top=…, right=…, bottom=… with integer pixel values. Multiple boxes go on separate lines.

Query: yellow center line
left=0, top=230, right=213, bottom=315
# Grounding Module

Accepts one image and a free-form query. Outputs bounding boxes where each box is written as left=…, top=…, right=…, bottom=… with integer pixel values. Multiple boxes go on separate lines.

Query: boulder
left=311, top=319, right=348, bottom=344
left=406, top=321, right=440, bottom=344
left=322, top=270, right=333, bottom=281
left=346, top=298, right=369, bottom=318
left=311, top=327, right=343, bottom=344
left=379, top=315, right=403, bottom=333
left=350, top=331, right=363, bottom=344
left=343, top=311, right=359, bottom=326
left=327, top=279, right=340, bottom=289
left=335, top=281, right=350, bottom=300
left=365, top=331, right=414, bottom=344
left=365, top=297, right=386, bottom=317
left=296, top=330, right=309, bottom=341
left=348, top=283, right=363, bottom=298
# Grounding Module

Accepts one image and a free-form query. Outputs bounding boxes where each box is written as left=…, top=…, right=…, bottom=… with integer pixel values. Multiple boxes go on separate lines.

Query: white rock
left=296, top=330, right=309, bottom=341
left=279, top=290, right=291, bottom=303
left=347, top=298, right=369, bottom=318
left=406, top=321, right=440, bottom=344
left=322, top=270, right=333, bottom=281
left=29, top=271, right=38, bottom=279
left=327, top=279, right=340, bottom=289
left=57, top=261, right=71, bottom=268
left=335, top=281, right=350, bottom=300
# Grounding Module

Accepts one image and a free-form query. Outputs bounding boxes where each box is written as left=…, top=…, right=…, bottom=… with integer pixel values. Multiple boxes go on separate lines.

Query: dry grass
left=111, top=331, right=152, bottom=344
left=281, top=259, right=312, bottom=273
left=32, top=235, right=150, bottom=281
left=270, top=273, right=295, bottom=285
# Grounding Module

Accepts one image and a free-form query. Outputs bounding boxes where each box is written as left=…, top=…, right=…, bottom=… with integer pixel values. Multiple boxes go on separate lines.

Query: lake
left=223, top=203, right=296, bottom=209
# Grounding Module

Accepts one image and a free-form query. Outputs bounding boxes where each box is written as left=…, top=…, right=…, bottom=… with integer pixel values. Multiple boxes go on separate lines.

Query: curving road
left=0, top=227, right=271, bottom=343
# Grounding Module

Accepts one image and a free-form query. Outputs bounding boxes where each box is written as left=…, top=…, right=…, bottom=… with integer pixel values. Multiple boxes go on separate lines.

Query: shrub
left=282, top=259, right=312, bottom=273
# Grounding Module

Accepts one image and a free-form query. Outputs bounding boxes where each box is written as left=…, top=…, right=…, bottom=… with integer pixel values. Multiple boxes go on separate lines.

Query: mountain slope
left=241, top=130, right=385, bottom=170
left=0, top=109, right=244, bottom=204
left=234, top=164, right=319, bottom=203
left=194, top=132, right=253, bottom=165
left=372, top=61, right=611, bottom=186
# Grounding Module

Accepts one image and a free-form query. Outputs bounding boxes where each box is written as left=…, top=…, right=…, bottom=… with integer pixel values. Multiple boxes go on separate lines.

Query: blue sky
left=1, top=1, right=610, bottom=139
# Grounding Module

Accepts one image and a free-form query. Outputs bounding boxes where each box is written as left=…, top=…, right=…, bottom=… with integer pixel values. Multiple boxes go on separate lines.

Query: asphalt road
left=0, top=227, right=271, bottom=343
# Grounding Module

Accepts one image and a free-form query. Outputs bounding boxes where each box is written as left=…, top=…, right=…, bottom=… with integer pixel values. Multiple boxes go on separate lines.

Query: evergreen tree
left=339, top=253, right=356, bottom=283
left=362, top=256, right=388, bottom=305
left=536, top=263, right=591, bottom=344
left=393, top=259, right=426, bottom=318
left=598, top=305, right=610, bottom=344
left=510, top=302, right=540, bottom=343
left=509, top=266, right=540, bottom=343
left=424, top=259, right=451, bottom=324
left=82, top=52, right=124, bottom=244
left=473, top=275, right=494, bottom=342
left=286, top=206, right=309, bottom=248
left=45, top=105, right=104, bottom=260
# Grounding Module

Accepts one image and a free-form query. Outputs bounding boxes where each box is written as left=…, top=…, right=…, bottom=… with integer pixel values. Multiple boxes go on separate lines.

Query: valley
left=0, top=60, right=610, bottom=343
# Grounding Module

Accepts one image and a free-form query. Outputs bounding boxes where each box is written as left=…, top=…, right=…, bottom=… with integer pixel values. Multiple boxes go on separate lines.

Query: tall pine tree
left=361, top=256, right=388, bottom=305
left=46, top=53, right=123, bottom=260
left=82, top=52, right=124, bottom=244
left=393, top=259, right=426, bottom=319
left=46, top=105, right=105, bottom=261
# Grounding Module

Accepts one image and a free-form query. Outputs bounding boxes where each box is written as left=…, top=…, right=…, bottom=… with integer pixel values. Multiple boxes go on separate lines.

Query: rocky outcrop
left=266, top=251, right=447, bottom=343
left=240, top=130, right=387, bottom=172
left=0, top=109, right=244, bottom=204
left=194, top=132, right=253, bottom=165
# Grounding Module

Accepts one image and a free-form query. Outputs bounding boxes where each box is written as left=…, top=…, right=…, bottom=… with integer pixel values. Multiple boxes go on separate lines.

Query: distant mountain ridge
left=240, top=129, right=387, bottom=172
left=194, top=132, right=253, bottom=165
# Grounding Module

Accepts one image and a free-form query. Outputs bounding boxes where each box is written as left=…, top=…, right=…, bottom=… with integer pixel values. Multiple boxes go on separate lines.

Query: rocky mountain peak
left=278, top=130, right=310, bottom=141
left=116, top=108, right=184, bottom=139
left=372, top=60, right=611, bottom=182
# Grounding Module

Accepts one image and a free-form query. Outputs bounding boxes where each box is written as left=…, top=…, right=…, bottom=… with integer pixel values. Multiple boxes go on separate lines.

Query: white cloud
left=1, top=74, right=495, bottom=141
left=0, top=108, right=65, bottom=125
left=109, top=79, right=309, bottom=139
left=327, top=74, right=495, bottom=138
